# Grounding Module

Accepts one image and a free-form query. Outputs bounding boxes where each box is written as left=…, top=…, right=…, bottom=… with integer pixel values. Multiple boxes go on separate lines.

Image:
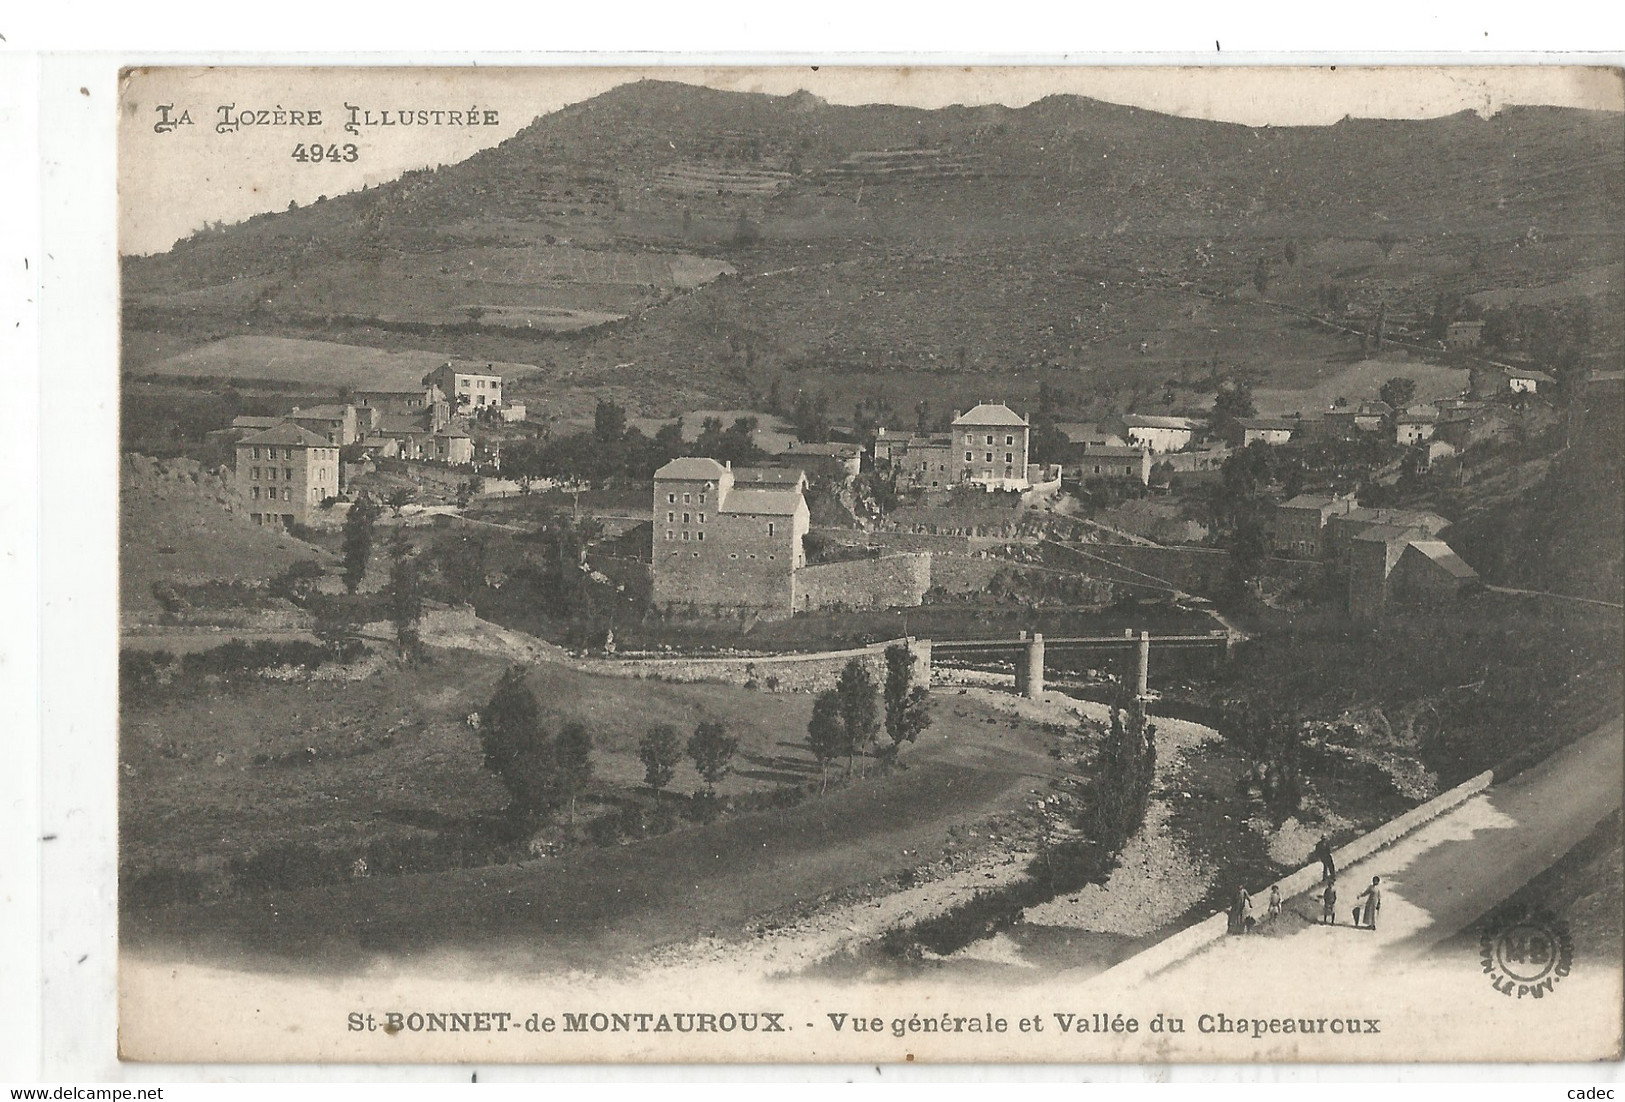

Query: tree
left=478, top=667, right=556, bottom=819
left=1282, top=239, right=1298, bottom=267
left=882, top=644, right=932, bottom=761
left=1378, top=376, right=1417, bottom=411
left=835, top=658, right=882, bottom=774
left=386, top=532, right=424, bottom=660
left=1252, top=256, right=1271, bottom=297
left=341, top=492, right=380, bottom=594
left=686, top=720, right=738, bottom=793
left=638, top=724, right=682, bottom=803
left=593, top=399, right=627, bottom=445
left=806, top=691, right=845, bottom=793
left=553, top=721, right=594, bottom=825
left=1212, top=381, right=1257, bottom=423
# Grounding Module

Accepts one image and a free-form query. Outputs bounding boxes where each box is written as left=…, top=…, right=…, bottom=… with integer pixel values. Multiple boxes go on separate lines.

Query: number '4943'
left=292, top=143, right=360, bottom=163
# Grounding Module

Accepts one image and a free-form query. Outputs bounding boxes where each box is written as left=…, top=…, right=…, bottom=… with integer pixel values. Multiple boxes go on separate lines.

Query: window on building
left=251, top=487, right=260, bottom=500
left=460, top=379, right=470, bottom=388
left=1006, top=435, right=1014, bottom=445
left=729, top=553, right=738, bottom=560
left=985, top=434, right=994, bottom=445
left=768, top=554, right=775, bottom=561
left=697, top=531, right=704, bottom=541
left=964, top=451, right=972, bottom=462
left=698, top=513, right=705, bottom=524
left=699, top=492, right=707, bottom=505
left=665, top=531, right=673, bottom=540
left=667, top=492, right=676, bottom=504
left=281, top=487, right=291, bottom=501
left=477, top=380, right=485, bottom=388
left=1005, top=453, right=1013, bottom=463
left=682, top=512, right=690, bottom=524
left=251, top=467, right=260, bottom=480
left=251, top=447, right=261, bottom=459
left=985, top=452, right=993, bottom=463
left=667, top=511, right=675, bottom=523
left=767, top=522, right=776, bottom=537
left=284, top=468, right=293, bottom=481
left=267, top=468, right=277, bottom=480
left=964, top=434, right=973, bottom=445
left=683, top=493, right=692, bottom=504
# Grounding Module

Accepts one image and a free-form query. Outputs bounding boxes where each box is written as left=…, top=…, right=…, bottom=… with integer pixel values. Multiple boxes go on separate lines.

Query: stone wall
left=794, top=553, right=932, bottom=613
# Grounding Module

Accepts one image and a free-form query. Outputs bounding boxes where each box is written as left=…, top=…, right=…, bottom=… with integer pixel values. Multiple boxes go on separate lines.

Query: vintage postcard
left=114, top=64, right=1624, bottom=1064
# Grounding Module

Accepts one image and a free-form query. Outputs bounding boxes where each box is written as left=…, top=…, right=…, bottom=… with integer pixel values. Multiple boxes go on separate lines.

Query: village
left=110, top=75, right=1623, bottom=1002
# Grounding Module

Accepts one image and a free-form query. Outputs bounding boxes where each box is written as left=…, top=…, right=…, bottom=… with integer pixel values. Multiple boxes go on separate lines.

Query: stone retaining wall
left=795, top=553, right=931, bottom=612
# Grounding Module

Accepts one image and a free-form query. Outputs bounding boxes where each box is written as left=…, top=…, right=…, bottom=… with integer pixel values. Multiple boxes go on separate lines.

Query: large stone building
left=651, top=457, right=931, bottom=617
left=1349, top=529, right=1480, bottom=621
left=1271, top=493, right=1356, bottom=557
left=652, top=457, right=810, bottom=615
left=951, top=403, right=1031, bottom=489
left=873, top=402, right=1035, bottom=491
left=235, top=423, right=340, bottom=528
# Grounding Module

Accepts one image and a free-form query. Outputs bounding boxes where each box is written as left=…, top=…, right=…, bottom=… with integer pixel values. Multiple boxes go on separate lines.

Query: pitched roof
left=1404, top=540, right=1480, bottom=579
left=288, top=404, right=352, bottom=420
left=720, top=488, right=804, bottom=516
left=230, top=415, right=280, bottom=430
left=1280, top=493, right=1345, bottom=511
left=655, top=456, right=729, bottom=481
left=1237, top=417, right=1297, bottom=431
left=1124, top=414, right=1198, bottom=430
left=377, top=416, right=430, bottom=435
left=435, top=427, right=470, bottom=439
left=733, top=466, right=807, bottom=486
left=1339, top=507, right=1449, bottom=532
left=238, top=423, right=331, bottom=448
left=1351, top=523, right=1428, bottom=545
left=1505, top=367, right=1556, bottom=383
left=952, top=403, right=1028, bottom=427
left=1396, top=408, right=1438, bottom=423
left=1084, top=446, right=1152, bottom=459
left=1055, top=422, right=1126, bottom=445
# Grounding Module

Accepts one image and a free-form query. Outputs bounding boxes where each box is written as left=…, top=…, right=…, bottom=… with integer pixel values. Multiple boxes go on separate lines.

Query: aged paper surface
left=115, top=64, right=1625, bottom=1064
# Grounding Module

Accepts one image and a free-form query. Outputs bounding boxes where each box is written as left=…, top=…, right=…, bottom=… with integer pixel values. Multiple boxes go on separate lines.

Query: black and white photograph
left=104, top=64, right=1622, bottom=1064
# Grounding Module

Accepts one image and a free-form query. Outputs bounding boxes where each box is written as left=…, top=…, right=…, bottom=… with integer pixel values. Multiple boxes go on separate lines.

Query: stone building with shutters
left=235, top=423, right=340, bottom=528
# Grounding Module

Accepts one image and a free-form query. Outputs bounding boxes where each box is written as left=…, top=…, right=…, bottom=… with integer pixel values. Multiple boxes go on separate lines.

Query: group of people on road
left=1228, top=836, right=1383, bottom=934
left=1313, top=836, right=1382, bottom=929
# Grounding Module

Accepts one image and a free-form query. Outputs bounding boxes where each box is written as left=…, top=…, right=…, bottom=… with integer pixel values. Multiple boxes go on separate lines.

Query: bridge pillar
left=909, top=636, right=934, bottom=687
left=1136, top=630, right=1150, bottom=698
left=1020, top=632, right=1045, bottom=699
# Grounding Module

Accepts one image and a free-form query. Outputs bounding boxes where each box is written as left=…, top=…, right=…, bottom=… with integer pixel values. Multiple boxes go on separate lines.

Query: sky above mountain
left=119, top=65, right=1623, bottom=256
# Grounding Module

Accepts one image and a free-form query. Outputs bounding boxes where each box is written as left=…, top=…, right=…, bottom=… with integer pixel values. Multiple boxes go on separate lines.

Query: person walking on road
left=1320, top=879, right=1338, bottom=925
left=1311, top=836, right=1336, bottom=881
left=1268, top=884, right=1282, bottom=919
left=1230, top=886, right=1255, bottom=934
left=1359, top=876, right=1382, bottom=930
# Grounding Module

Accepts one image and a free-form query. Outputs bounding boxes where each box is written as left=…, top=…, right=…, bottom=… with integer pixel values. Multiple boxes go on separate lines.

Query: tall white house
left=423, top=362, right=504, bottom=410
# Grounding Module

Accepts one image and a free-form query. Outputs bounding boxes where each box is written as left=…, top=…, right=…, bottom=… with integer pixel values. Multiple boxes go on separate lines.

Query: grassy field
left=1251, top=355, right=1473, bottom=416
left=134, top=335, right=543, bottom=390
left=120, top=647, right=1070, bottom=970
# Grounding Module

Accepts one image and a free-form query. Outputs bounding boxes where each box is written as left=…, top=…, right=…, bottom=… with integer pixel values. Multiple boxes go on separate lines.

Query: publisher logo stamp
left=1480, top=908, right=1574, bottom=999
